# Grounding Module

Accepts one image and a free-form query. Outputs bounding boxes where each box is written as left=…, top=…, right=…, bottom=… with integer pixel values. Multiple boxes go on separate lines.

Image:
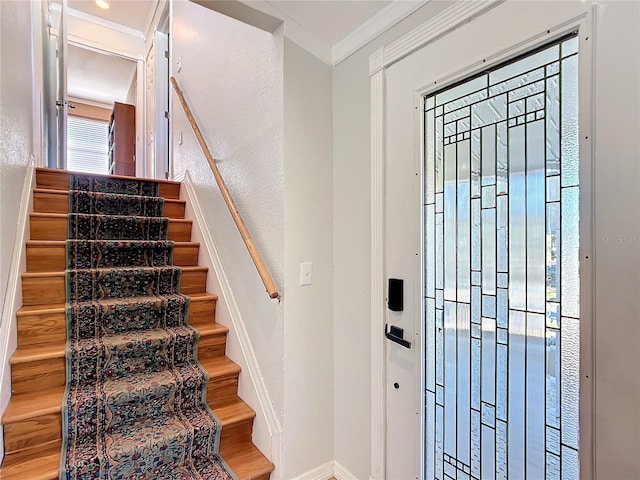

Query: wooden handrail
left=170, top=76, right=279, bottom=299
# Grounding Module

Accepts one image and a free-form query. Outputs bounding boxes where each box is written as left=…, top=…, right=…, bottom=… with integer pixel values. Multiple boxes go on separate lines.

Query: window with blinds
left=67, top=116, right=109, bottom=174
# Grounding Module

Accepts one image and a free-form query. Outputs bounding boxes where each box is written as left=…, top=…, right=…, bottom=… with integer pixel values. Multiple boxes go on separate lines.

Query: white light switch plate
left=299, top=262, right=312, bottom=286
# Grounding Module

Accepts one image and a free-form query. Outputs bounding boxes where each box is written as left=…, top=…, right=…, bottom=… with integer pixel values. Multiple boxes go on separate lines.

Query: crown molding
left=332, top=0, right=429, bottom=66
left=368, top=0, right=505, bottom=75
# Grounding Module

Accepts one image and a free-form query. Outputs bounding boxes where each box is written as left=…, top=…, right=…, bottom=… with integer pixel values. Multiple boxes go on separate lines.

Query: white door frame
left=369, top=1, right=596, bottom=478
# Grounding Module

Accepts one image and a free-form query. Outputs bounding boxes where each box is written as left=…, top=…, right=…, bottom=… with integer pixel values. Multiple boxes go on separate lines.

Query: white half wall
left=170, top=0, right=285, bottom=423
left=0, top=0, right=35, bottom=325
left=283, top=38, right=334, bottom=479
left=0, top=0, right=37, bottom=461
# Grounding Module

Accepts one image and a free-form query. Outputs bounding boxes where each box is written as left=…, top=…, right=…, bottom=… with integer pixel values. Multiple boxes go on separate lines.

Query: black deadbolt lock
left=388, top=278, right=403, bottom=311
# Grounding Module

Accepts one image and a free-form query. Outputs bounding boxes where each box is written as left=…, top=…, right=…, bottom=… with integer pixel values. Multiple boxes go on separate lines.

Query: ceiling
left=67, top=44, right=137, bottom=105
left=67, top=0, right=157, bottom=32
left=64, top=0, right=402, bottom=55
left=60, top=0, right=422, bottom=104
left=260, top=0, right=392, bottom=46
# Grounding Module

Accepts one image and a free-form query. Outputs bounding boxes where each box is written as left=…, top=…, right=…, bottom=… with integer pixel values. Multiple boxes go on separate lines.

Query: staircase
left=0, top=168, right=273, bottom=480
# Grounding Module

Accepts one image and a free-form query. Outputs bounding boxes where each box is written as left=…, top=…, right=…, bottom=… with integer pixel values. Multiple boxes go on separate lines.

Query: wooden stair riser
left=16, top=309, right=66, bottom=347
left=5, top=369, right=241, bottom=456
left=3, top=414, right=61, bottom=455
left=22, top=268, right=208, bottom=306
left=11, top=357, right=65, bottom=395
left=33, top=190, right=186, bottom=219
left=17, top=297, right=217, bottom=347
left=208, top=375, right=240, bottom=409
left=10, top=333, right=229, bottom=395
left=1, top=440, right=60, bottom=468
left=35, top=169, right=181, bottom=200
left=26, top=242, right=200, bottom=272
left=188, top=297, right=217, bottom=328
left=4, top=407, right=253, bottom=459
left=219, top=420, right=254, bottom=457
left=30, top=214, right=193, bottom=242
left=198, top=332, right=228, bottom=359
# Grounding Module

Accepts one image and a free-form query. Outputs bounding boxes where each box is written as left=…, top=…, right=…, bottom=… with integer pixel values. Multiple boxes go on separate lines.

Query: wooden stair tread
left=32, top=188, right=186, bottom=219
left=36, top=167, right=182, bottom=185
left=10, top=319, right=224, bottom=364
left=33, top=187, right=185, bottom=203
left=29, top=212, right=192, bottom=227
left=26, top=241, right=201, bottom=271
left=26, top=240, right=199, bottom=247
left=17, top=304, right=65, bottom=315
left=196, top=322, right=229, bottom=335
left=35, top=167, right=182, bottom=199
left=30, top=212, right=191, bottom=221
left=189, top=292, right=219, bottom=301
left=0, top=442, right=272, bottom=480
left=33, top=187, right=184, bottom=202
left=200, top=355, right=241, bottom=377
left=10, top=342, right=65, bottom=364
left=215, top=397, right=256, bottom=426
left=30, top=213, right=193, bottom=243
left=23, top=265, right=206, bottom=276
left=17, top=292, right=217, bottom=315
left=0, top=444, right=59, bottom=479
left=2, top=359, right=242, bottom=425
left=2, top=386, right=64, bottom=423
left=224, top=443, right=274, bottom=480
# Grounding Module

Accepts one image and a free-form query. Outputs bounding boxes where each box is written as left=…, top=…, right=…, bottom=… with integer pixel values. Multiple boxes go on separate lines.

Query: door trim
left=369, top=2, right=596, bottom=479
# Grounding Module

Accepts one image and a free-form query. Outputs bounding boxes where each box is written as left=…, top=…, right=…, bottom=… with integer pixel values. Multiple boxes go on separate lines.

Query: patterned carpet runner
left=60, top=175, right=236, bottom=480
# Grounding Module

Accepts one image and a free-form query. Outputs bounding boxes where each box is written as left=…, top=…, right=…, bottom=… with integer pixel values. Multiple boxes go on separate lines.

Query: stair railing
left=170, top=76, right=280, bottom=299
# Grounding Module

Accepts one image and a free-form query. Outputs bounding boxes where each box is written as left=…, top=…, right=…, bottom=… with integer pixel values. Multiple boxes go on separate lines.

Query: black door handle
left=385, top=324, right=411, bottom=349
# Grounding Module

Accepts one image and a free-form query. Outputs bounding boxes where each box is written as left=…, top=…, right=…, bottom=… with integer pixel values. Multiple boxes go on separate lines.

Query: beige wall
left=283, top=38, right=334, bottom=479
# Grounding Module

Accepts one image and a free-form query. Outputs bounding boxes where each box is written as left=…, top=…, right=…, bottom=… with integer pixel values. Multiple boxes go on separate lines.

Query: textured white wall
left=0, top=0, right=34, bottom=324
left=283, top=38, right=334, bottom=479
left=333, top=1, right=640, bottom=478
left=0, top=0, right=36, bottom=461
left=170, top=0, right=285, bottom=420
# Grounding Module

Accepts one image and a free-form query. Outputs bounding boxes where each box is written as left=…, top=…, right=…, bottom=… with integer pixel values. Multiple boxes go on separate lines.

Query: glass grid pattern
left=423, top=36, right=580, bottom=480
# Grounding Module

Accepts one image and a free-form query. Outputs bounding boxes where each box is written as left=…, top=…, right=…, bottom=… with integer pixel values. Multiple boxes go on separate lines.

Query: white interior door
left=154, top=31, right=170, bottom=180
left=383, top=2, right=591, bottom=478
left=55, top=0, right=68, bottom=170
left=147, top=32, right=170, bottom=180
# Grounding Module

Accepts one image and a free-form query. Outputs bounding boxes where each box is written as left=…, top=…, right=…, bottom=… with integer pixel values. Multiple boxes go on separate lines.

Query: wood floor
left=0, top=168, right=273, bottom=480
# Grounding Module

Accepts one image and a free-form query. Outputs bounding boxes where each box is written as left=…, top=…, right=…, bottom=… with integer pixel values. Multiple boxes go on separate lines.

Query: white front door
left=382, top=2, right=592, bottom=478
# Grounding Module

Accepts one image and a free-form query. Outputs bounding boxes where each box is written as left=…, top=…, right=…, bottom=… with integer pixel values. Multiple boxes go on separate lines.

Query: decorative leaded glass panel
left=424, top=35, right=579, bottom=480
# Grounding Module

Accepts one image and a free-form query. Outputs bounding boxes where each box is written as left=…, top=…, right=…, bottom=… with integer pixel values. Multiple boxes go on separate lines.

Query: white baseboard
left=180, top=172, right=283, bottom=474
left=287, top=461, right=358, bottom=480
left=288, top=461, right=335, bottom=480
left=334, top=461, right=358, bottom=480
left=0, top=164, right=35, bottom=461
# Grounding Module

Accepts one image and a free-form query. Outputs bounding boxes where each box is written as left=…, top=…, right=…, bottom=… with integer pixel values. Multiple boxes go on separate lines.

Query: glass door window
left=423, top=35, right=580, bottom=480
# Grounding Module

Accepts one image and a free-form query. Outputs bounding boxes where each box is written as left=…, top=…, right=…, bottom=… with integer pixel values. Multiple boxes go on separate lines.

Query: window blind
left=67, top=116, right=109, bottom=174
